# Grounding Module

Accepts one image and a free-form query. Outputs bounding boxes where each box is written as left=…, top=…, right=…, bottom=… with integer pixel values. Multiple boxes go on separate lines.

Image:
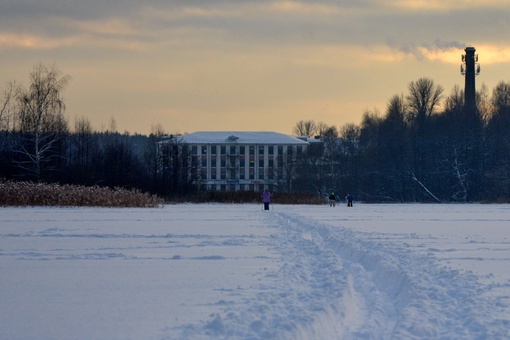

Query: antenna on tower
left=461, top=47, right=481, bottom=77
left=461, top=46, right=480, bottom=112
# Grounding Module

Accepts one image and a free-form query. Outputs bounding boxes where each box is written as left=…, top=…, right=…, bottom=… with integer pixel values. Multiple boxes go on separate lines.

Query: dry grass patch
left=0, top=181, right=164, bottom=207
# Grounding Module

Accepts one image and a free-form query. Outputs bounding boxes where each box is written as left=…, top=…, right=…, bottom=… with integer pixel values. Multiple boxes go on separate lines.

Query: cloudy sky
left=1, top=1, right=510, bottom=135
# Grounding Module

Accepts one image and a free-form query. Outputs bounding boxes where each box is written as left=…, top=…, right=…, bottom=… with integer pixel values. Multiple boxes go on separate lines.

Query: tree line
left=0, top=63, right=190, bottom=198
left=2, top=63, right=510, bottom=202
left=293, top=78, right=510, bottom=202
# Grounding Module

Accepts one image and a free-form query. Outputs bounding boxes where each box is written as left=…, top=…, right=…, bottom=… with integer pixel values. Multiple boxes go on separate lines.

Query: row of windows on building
left=190, top=144, right=305, bottom=191
left=195, top=155, right=291, bottom=171
left=191, top=144, right=304, bottom=157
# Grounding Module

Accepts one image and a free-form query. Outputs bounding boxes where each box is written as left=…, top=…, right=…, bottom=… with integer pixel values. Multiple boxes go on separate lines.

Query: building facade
left=160, top=131, right=309, bottom=192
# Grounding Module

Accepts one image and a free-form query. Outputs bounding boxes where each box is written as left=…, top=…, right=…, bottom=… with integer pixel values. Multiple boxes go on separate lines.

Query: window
left=278, top=146, right=283, bottom=155
left=192, top=146, right=197, bottom=155
left=202, top=146, right=207, bottom=154
left=259, top=159, right=264, bottom=167
left=211, top=146, right=217, bottom=155
left=268, top=146, right=274, bottom=155
left=221, top=146, right=226, bottom=154
left=240, top=146, right=245, bottom=155
left=259, top=146, right=264, bottom=155
left=249, top=146, right=254, bottom=155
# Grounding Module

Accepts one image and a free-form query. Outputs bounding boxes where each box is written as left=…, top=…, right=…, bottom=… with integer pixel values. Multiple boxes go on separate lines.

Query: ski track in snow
left=174, top=208, right=510, bottom=339
left=270, top=211, right=509, bottom=339
left=1, top=205, right=509, bottom=339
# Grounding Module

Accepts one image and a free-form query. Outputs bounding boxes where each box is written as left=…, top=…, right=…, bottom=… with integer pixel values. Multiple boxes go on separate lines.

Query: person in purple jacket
left=262, top=189, right=272, bottom=210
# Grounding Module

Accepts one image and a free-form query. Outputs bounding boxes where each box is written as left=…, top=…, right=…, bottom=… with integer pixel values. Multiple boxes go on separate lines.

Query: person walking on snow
left=328, top=192, right=337, bottom=207
left=262, top=189, right=272, bottom=210
left=346, top=193, right=353, bottom=207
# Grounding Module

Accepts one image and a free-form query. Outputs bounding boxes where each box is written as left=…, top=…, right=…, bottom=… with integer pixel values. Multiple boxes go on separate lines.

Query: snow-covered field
left=1, top=203, right=509, bottom=339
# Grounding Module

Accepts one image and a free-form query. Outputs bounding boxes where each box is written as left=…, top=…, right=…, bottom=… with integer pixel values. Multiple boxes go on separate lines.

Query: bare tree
left=445, top=145, right=469, bottom=202
left=443, top=85, right=464, bottom=114
left=491, top=81, right=510, bottom=117
left=484, top=81, right=510, bottom=197
left=477, top=83, right=492, bottom=125
left=158, top=136, right=200, bottom=195
left=1, top=82, right=19, bottom=131
left=150, top=123, right=166, bottom=137
left=70, top=116, right=94, bottom=184
left=14, top=63, right=71, bottom=181
left=321, top=125, right=338, bottom=139
left=144, top=123, right=167, bottom=191
left=315, top=121, right=330, bottom=137
left=386, top=94, right=407, bottom=123
left=338, top=123, right=360, bottom=192
left=293, top=120, right=316, bottom=137
left=406, top=78, right=443, bottom=190
left=379, top=94, right=411, bottom=201
left=406, top=78, right=444, bottom=125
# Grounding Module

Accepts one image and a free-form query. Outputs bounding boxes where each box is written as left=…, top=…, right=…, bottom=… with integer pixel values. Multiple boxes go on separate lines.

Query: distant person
left=328, top=192, right=336, bottom=207
left=346, top=193, right=353, bottom=207
left=262, top=189, right=272, bottom=210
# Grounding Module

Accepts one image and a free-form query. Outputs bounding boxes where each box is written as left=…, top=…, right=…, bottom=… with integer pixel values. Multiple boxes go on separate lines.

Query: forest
left=1, top=63, right=510, bottom=202
left=293, top=77, right=510, bottom=202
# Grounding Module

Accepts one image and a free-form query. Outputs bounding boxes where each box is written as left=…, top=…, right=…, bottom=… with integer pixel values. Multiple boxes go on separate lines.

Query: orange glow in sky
left=1, top=1, right=510, bottom=135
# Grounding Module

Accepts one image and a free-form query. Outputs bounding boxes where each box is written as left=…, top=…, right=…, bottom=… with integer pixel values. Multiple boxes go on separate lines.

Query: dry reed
left=0, top=181, right=164, bottom=207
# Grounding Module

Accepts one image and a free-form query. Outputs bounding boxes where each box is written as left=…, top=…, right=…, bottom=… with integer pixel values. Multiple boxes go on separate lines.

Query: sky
left=1, top=1, right=510, bottom=135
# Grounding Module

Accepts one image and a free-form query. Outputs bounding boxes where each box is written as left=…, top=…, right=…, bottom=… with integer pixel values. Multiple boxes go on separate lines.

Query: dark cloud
left=388, top=39, right=466, bottom=60
left=0, top=0, right=142, bottom=20
left=1, top=0, right=509, bottom=55
left=431, top=39, right=465, bottom=51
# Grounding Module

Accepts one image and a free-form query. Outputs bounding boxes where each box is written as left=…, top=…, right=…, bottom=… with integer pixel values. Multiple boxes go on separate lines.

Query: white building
left=161, top=131, right=309, bottom=192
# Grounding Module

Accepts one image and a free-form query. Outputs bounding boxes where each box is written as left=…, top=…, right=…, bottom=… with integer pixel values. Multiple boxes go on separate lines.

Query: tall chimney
left=461, top=46, right=479, bottom=112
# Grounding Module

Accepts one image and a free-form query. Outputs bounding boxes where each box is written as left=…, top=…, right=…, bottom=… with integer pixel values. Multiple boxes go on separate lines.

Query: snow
left=178, top=131, right=309, bottom=145
left=1, top=203, right=509, bottom=339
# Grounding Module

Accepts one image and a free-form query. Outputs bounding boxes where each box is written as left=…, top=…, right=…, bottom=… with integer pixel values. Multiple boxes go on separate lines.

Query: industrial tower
left=461, top=46, right=480, bottom=112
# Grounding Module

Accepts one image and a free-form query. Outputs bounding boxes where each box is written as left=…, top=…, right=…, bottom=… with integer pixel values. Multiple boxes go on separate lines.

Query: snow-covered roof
left=297, top=136, right=323, bottom=143
left=179, top=131, right=309, bottom=145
